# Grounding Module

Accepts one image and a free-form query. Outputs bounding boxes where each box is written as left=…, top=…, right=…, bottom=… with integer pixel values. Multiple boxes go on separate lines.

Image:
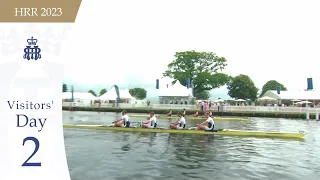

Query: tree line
left=62, top=50, right=287, bottom=101
left=162, top=50, right=287, bottom=101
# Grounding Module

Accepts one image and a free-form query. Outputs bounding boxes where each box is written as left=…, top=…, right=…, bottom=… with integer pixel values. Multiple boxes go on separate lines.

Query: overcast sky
left=64, top=0, right=320, bottom=99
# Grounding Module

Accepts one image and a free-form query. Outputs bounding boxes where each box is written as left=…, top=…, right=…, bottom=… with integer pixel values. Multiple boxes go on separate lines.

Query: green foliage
left=190, top=97, right=196, bottom=105
left=260, top=80, right=287, bottom=97
left=99, top=88, right=107, bottom=96
left=88, top=90, right=97, bottom=97
left=163, top=50, right=230, bottom=95
left=62, top=83, right=68, bottom=92
left=195, top=90, right=211, bottom=100
left=227, top=74, right=259, bottom=101
left=129, top=88, right=147, bottom=100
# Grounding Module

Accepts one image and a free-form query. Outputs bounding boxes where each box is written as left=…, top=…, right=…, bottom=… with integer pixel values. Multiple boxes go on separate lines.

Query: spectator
left=200, top=101, right=204, bottom=111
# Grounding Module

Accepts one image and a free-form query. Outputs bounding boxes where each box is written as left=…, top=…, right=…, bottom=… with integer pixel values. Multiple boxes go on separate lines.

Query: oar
left=187, top=126, right=224, bottom=131
left=130, top=122, right=143, bottom=128
left=108, top=121, right=143, bottom=128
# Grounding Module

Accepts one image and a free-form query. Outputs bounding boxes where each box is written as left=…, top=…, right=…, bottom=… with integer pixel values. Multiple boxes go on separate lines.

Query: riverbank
left=62, top=106, right=316, bottom=119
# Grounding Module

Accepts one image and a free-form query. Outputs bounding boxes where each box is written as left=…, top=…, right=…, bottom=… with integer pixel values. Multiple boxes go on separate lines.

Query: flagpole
left=69, top=85, right=74, bottom=111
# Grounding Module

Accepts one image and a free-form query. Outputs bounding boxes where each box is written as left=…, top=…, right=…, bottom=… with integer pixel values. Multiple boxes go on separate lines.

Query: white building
left=62, top=92, right=98, bottom=106
left=158, top=81, right=193, bottom=104
left=262, top=90, right=320, bottom=106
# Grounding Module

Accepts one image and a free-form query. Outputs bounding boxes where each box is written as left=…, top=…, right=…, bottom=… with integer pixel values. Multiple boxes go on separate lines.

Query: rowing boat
left=129, top=115, right=249, bottom=122
left=63, top=124, right=306, bottom=140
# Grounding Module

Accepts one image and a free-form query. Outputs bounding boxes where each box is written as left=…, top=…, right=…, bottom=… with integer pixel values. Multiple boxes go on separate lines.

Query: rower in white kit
left=113, top=110, right=130, bottom=127
left=169, top=112, right=186, bottom=129
left=196, top=111, right=215, bottom=131
left=141, top=111, right=157, bottom=128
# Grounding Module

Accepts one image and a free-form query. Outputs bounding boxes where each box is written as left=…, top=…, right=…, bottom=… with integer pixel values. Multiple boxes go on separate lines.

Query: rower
left=141, top=111, right=157, bottom=128
left=165, top=110, right=172, bottom=116
left=169, top=112, right=186, bottom=129
left=113, top=110, right=130, bottom=127
left=196, top=112, right=215, bottom=132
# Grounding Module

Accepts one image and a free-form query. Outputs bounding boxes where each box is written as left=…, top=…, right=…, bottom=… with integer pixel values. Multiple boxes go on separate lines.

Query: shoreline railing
left=62, top=102, right=318, bottom=114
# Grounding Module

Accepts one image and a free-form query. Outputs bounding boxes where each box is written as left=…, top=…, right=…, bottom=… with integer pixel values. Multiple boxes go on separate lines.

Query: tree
left=227, top=74, right=259, bottom=101
left=260, top=80, right=287, bottom=97
left=62, top=83, right=68, bottom=92
left=163, top=51, right=230, bottom=96
left=99, top=88, right=107, bottom=96
left=129, top=88, right=147, bottom=100
left=195, top=90, right=211, bottom=100
left=88, top=90, right=97, bottom=97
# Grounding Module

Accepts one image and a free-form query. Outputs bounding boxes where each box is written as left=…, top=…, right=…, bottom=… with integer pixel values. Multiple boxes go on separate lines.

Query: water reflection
left=118, top=132, right=158, bottom=152
left=169, top=134, right=216, bottom=161
left=120, top=133, right=132, bottom=151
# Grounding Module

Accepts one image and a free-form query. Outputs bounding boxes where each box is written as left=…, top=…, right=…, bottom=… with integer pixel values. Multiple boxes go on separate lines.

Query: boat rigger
left=129, top=115, right=250, bottom=122
left=63, top=124, right=306, bottom=140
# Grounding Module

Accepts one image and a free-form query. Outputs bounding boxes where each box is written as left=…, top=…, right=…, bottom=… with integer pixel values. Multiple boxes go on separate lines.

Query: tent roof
left=263, top=90, right=320, bottom=100
left=99, top=86, right=118, bottom=100
left=119, top=89, right=135, bottom=99
left=62, top=92, right=97, bottom=100
left=99, top=87, right=135, bottom=100
left=159, top=81, right=192, bottom=97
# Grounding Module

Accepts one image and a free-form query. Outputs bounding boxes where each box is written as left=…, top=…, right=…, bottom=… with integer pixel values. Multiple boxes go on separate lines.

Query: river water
left=63, top=111, right=320, bottom=180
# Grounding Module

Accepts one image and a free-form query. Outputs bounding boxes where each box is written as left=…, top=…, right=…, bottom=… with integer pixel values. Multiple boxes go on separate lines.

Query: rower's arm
left=200, top=121, right=207, bottom=125
left=143, top=120, right=150, bottom=124
left=171, top=121, right=179, bottom=125
left=114, top=117, right=123, bottom=123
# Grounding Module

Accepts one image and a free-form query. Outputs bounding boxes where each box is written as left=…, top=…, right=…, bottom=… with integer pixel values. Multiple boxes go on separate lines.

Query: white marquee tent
left=62, top=92, right=98, bottom=100
left=99, top=87, right=135, bottom=103
left=158, top=80, right=193, bottom=104
left=62, top=92, right=98, bottom=106
left=263, top=90, right=320, bottom=100
left=159, top=81, right=192, bottom=97
left=155, top=77, right=171, bottom=89
left=119, top=89, right=135, bottom=100
left=99, top=86, right=118, bottom=100
left=262, top=90, right=320, bottom=106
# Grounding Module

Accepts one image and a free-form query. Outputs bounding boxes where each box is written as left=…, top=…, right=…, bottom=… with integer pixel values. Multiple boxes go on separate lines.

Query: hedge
left=62, top=106, right=313, bottom=119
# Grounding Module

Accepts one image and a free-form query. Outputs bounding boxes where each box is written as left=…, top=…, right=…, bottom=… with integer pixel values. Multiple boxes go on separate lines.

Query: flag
left=185, top=78, right=190, bottom=89
left=71, top=85, right=74, bottom=102
left=276, top=86, right=280, bottom=94
left=114, top=85, right=120, bottom=105
left=156, top=79, right=159, bottom=89
left=307, top=78, right=313, bottom=90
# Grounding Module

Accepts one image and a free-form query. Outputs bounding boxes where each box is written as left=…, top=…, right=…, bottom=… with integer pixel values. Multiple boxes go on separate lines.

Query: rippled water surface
left=63, top=111, right=320, bottom=180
